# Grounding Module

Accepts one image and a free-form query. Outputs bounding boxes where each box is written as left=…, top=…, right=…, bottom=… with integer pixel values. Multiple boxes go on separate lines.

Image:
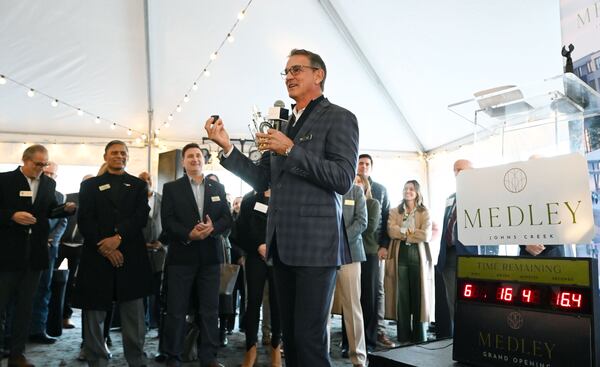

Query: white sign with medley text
left=457, top=153, right=594, bottom=245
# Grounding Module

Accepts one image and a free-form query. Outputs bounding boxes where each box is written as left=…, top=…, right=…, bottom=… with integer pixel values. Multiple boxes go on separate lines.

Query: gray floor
left=2, top=311, right=404, bottom=367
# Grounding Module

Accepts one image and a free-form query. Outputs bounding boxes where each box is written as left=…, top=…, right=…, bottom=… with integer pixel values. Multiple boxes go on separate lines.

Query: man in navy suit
left=205, top=48, right=359, bottom=367
left=161, top=143, right=232, bottom=367
left=0, top=145, right=75, bottom=367
left=435, top=159, right=478, bottom=338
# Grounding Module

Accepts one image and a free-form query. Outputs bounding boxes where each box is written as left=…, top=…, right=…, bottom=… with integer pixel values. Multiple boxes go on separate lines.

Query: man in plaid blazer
left=205, top=48, right=359, bottom=367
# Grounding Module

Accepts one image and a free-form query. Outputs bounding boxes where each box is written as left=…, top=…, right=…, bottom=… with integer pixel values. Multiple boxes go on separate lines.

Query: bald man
left=435, top=159, right=479, bottom=338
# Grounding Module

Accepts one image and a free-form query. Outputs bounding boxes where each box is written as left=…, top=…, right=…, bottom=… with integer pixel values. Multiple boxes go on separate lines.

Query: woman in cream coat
left=379, top=180, right=434, bottom=343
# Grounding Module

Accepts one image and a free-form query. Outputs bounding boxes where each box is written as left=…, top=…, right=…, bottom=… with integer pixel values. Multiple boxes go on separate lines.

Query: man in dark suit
left=0, top=145, right=75, bottom=367
left=161, top=143, right=232, bottom=367
left=29, top=161, right=68, bottom=344
left=205, top=48, right=359, bottom=366
left=56, top=174, right=93, bottom=329
left=435, top=159, right=478, bottom=338
left=74, top=140, right=152, bottom=367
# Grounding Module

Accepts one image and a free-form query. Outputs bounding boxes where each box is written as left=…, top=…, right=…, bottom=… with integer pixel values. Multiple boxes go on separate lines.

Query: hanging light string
left=0, top=73, right=146, bottom=141
left=156, top=0, right=254, bottom=134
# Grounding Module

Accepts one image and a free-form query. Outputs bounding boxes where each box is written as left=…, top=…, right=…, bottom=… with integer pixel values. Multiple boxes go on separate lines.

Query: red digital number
left=522, top=289, right=532, bottom=303
left=497, top=287, right=513, bottom=302
left=464, top=284, right=473, bottom=298
left=555, top=292, right=583, bottom=309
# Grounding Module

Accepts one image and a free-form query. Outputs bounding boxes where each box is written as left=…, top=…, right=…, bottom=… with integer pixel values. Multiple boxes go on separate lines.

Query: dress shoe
left=8, top=354, right=35, bottom=367
left=341, top=347, right=349, bottom=358
left=62, top=318, right=75, bottom=329
left=28, top=333, right=57, bottom=344
left=271, top=344, right=282, bottom=367
left=241, top=345, right=257, bottom=367
left=154, top=353, right=168, bottom=362
left=205, top=362, right=224, bottom=367
left=377, top=332, right=396, bottom=348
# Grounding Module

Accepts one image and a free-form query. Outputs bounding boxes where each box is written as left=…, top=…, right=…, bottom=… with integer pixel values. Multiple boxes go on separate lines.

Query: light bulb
left=141, top=134, right=147, bottom=140
left=135, top=137, right=141, bottom=144
left=168, top=114, right=173, bottom=121
left=192, top=82, right=199, bottom=91
left=227, top=34, right=235, bottom=43
left=154, top=137, right=160, bottom=145
left=155, top=128, right=160, bottom=135
left=127, top=129, right=132, bottom=136
left=176, top=105, right=182, bottom=112
left=164, top=121, right=170, bottom=128
left=95, top=116, right=101, bottom=124
left=237, top=11, right=245, bottom=20
left=77, top=109, right=83, bottom=116
left=27, top=89, right=35, bottom=97
left=51, top=99, right=58, bottom=107
left=110, top=123, right=116, bottom=130
left=203, top=69, right=211, bottom=77
left=183, top=95, right=190, bottom=103
left=210, top=52, right=217, bottom=60
left=0, top=75, right=6, bottom=85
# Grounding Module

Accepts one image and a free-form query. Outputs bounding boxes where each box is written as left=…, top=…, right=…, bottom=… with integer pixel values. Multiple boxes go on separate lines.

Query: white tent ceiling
left=0, top=0, right=563, bottom=153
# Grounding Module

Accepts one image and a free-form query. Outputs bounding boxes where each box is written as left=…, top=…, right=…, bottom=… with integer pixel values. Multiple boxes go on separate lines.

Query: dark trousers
left=0, top=270, right=41, bottom=356
left=30, top=245, right=59, bottom=335
left=164, top=264, right=220, bottom=365
left=55, top=244, right=82, bottom=319
left=396, top=244, right=426, bottom=343
left=244, top=255, right=281, bottom=350
left=360, top=254, right=379, bottom=349
left=273, top=250, right=337, bottom=367
left=144, top=271, right=163, bottom=329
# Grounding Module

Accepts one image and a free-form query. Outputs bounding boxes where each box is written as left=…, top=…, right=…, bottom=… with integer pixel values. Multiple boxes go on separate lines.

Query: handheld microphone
left=266, top=100, right=289, bottom=131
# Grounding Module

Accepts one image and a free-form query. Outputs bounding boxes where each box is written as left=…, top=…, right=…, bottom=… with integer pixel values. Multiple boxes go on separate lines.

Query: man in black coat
left=161, top=143, right=232, bottom=367
left=0, top=144, right=75, bottom=367
left=74, top=140, right=152, bottom=367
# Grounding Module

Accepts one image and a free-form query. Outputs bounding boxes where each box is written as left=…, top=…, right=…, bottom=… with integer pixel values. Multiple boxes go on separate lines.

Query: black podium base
left=369, top=338, right=466, bottom=367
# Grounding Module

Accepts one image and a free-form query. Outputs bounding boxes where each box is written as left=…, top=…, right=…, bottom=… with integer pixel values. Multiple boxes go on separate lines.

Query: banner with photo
left=560, top=0, right=600, bottom=253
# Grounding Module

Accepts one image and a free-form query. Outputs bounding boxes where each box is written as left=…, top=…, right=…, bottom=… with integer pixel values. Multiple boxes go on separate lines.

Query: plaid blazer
left=221, top=98, right=359, bottom=267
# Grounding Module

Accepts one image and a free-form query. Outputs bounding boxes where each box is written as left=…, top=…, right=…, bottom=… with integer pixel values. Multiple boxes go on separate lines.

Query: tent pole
left=143, top=0, right=153, bottom=172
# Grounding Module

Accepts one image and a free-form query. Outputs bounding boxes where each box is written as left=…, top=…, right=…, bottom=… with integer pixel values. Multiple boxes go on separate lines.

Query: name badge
left=211, top=196, right=221, bottom=202
left=446, top=196, right=455, bottom=207
left=344, top=199, right=355, bottom=206
left=99, top=184, right=111, bottom=191
left=254, top=202, right=268, bottom=213
left=19, top=190, right=33, bottom=197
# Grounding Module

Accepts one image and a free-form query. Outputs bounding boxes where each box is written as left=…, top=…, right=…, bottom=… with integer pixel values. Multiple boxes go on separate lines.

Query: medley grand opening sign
left=456, top=154, right=594, bottom=245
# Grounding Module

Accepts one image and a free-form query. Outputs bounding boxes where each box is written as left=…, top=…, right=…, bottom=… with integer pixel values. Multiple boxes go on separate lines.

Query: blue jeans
left=29, top=245, right=58, bottom=335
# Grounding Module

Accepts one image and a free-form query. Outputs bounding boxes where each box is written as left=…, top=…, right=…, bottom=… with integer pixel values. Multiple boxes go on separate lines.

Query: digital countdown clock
left=453, top=255, right=600, bottom=367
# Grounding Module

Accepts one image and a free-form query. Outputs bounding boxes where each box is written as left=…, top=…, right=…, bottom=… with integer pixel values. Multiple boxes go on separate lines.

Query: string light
left=160, top=0, right=254, bottom=131
left=127, top=129, right=132, bottom=136
left=0, top=73, right=145, bottom=139
left=141, top=134, right=147, bottom=140
left=154, top=128, right=160, bottom=135
left=135, top=137, right=141, bottom=144
left=164, top=121, right=170, bottom=128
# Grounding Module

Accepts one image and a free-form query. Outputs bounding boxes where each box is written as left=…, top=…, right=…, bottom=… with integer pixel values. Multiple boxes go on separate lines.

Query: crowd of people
left=0, top=48, right=563, bottom=367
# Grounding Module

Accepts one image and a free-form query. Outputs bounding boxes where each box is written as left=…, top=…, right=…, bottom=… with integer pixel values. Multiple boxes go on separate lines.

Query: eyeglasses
left=31, top=161, right=50, bottom=168
left=280, top=65, right=319, bottom=78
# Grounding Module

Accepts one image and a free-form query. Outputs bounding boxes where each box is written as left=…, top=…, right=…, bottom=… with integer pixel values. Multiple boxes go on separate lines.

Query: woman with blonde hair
left=379, top=180, right=434, bottom=343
